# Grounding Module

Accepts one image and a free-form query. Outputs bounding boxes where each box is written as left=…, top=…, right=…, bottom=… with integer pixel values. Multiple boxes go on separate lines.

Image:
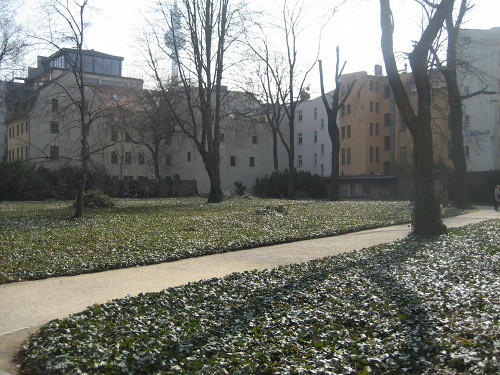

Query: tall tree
left=433, top=0, right=495, bottom=208
left=244, top=35, right=288, bottom=171
left=318, top=47, right=355, bottom=201
left=141, top=0, right=246, bottom=203
left=380, top=0, right=453, bottom=236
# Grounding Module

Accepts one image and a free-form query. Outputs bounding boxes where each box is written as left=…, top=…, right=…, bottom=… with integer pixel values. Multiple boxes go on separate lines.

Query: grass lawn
left=1, top=198, right=463, bottom=284
left=17, top=220, right=500, bottom=374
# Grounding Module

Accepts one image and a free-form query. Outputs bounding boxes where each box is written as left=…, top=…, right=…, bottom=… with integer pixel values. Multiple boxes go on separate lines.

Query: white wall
left=459, top=28, right=500, bottom=171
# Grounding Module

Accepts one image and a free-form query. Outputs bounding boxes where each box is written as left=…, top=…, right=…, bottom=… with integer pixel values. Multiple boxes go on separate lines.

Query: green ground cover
left=0, top=198, right=463, bottom=284
left=17, top=220, right=500, bottom=374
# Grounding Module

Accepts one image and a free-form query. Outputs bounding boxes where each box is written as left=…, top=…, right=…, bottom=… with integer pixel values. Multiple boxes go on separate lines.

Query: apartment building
left=458, top=27, right=500, bottom=172
left=5, top=49, right=283, bottom=195
left=295, top=67, right=392, bottom=178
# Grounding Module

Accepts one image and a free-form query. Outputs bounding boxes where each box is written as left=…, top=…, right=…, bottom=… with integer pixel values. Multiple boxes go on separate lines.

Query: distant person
left=495, top=185, right=500, bottom=211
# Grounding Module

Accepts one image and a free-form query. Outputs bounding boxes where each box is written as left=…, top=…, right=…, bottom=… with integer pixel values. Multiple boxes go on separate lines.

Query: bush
left=254, top=169, right=327, bottom=199
left=234, top=181, right=246, bottom=196
left=0, top=160, right=50, bottom=200
left=0, top=161, right=113, bottom=201
left=78, top=190, right=115, bottom=208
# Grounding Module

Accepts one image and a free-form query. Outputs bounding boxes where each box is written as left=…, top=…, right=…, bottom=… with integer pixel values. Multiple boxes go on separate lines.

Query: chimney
left=374, top=64, right=383, bottom=77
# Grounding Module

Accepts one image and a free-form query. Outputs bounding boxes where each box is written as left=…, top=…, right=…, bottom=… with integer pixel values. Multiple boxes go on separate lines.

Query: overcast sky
left=16, top=0, right=500, bottom=92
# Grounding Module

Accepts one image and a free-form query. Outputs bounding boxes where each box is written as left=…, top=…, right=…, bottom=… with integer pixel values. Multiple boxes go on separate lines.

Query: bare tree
left=140, top=0, right=247, bottom=203
left=39, top=0, right=106, bottom=218
left=380, top=0, right=454, bottom=236
left=113, top=89, right=175, bottom=196
left=244, top=35, right=289, bottom=170
left=430, top=0, right=495, bottom=208
left=318, top=47, right=355, bottom=201
left=0, top=0, right=27, bottom=73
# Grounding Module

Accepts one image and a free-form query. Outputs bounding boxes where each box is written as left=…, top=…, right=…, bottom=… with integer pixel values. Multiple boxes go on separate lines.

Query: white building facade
left=459, top=28, right=500, bottom=172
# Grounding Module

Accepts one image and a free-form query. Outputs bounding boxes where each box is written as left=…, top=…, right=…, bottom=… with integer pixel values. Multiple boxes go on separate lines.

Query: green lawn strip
left=0, top=198, right=463, bottom=284
left=17, top=220, right=500, bottom=374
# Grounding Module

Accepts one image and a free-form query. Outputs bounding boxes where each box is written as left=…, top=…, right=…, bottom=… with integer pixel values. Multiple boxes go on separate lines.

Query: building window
left=249, top=157, right=255, bottom=167
left=320, top=165, right=324, bottom=176
left=341, top=106, right=345, bottom=116
left=187, top=152, right=191, bottom=162
left=341, top=149, right=345, bottom=165
left=370, top=123, right=373, bottom=136
left=50, top=121, right=59, bottom=134
left=252, top=135, right=258, bottom=144
left=341, top=85, right=345, bottom=96
left=384, top=113, right=390, bottom=127
left=230, top=156, right=236, bottom=166
left=375, top=123, right=379, bottom=136
left=16, top=124, right=19, bottom=136
left=376, top=147, right=379, bottom=163
left=298, top=155, right=303, bottom=166
left=465, top=145, right=470, bottom=158
left=26, top=122, right=29, bottom=134
left=298, top=110, right=303, bottom=121
left=111, top=130, right=118, bottom=142
left=314, top=154, right=317, bottom=166
left=400, top=146, right=407, bottom=162
left=370, top=101, right=373, bottom=112
left=8, top=127, right=11, bottom=138
left=384, top=136, right=391, bottom=151
left=138, top=153, right=145, bottom=165
left=298, top=132, right=303, bottom=144
left=321, top=144, right=324, bottom=155
left=50, top=146, right=59, bottom=161
left=51, top=99, right=58, bottom=113
left=369, top=80, right=374, bottom=91
left=314, top=107, right=317, bottom=119
left=384, top=84, right=390, bottom=98
left=314, top=131, right=318, bottom=143
left=370, top=146, right=374, bottom=162
left=347, top=148, right=351, bottom=164
left=347, top=125, right=351, bottom=138
left=21, top=147, right=23, bottom=159
left=165, top=153, right=171, bottom=166
left=375, top=81, right=379, bottom=92
left=125, top=152, right=132, bottom=165
left=20, top=123, right=24, bottom=135
left=25, top=145, right=28, bottom=160
left=375, top=102, right=379, bottom=113
left=111, top=151, right=118, bottom=164
left=347, top=104, right=351, bottom=115
left=321, top=119, right=325, bottom=129
left=342, top=126, right=345, bottom=139
left=219, top=133, right=225, bottom=142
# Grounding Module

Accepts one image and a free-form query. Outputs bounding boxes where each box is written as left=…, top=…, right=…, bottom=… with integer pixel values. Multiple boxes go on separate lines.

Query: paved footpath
left=1, top=207, right=498, bottom=374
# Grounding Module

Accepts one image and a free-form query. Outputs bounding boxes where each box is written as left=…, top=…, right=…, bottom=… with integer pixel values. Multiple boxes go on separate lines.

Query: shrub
left=0, top=160, right=50, bottom=200
left=254, top=169, right=327, bottom=199
left=234, top=181, right=246, bottom=196
left=78, top=190, right=115, bottom=208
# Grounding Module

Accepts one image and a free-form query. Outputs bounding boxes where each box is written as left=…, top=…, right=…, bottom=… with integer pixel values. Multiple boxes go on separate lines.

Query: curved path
left=1, top=207, right=498, bottom=374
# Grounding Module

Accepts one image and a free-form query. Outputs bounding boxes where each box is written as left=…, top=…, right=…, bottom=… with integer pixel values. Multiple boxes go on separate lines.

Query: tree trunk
left=74, top=138, right=88, bottom=219
left=329, top=122, right=340, bottom=201
left=447, top=77, right=470, bottom=208
left=412, top=126, right=446, bottom=235
left=287, top=134, right=295, bottom=200
left=272, top=127, right=279, bottom=170
left=206, top=154, right=223, bottom=203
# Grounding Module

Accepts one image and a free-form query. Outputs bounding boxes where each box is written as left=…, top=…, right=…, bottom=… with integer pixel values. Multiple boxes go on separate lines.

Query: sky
left=15, top=0, right=500, bottom=93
